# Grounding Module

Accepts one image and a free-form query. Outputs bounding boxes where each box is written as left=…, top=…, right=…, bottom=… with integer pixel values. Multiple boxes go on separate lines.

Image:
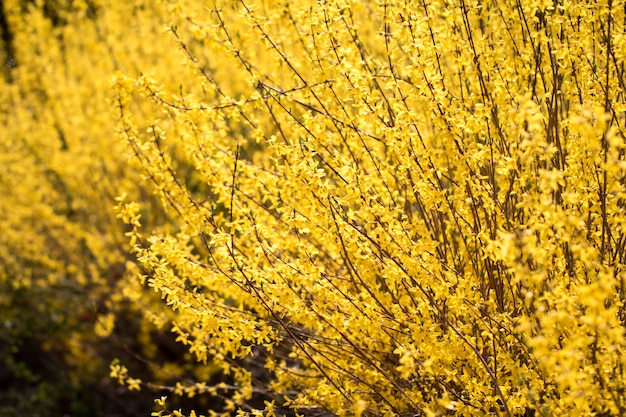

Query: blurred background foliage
left=0, top=0, right=227, bottom=415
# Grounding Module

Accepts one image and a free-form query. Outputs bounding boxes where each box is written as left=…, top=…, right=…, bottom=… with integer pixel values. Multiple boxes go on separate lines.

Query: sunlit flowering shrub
left=111, top=0, right=626, bottom=416
left=3, top=0, right=626, bottom=416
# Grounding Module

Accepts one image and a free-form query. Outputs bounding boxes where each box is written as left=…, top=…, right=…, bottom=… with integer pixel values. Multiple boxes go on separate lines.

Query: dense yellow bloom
left=110, top=0, right=626, bottom=415
left=4, top=0, right=626, bottom=415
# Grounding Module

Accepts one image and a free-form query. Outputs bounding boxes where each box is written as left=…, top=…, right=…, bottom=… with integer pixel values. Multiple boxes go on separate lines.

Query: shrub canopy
left=114, top=0, right=626, bottom=416
left=3, top=0, right=626, bottom=416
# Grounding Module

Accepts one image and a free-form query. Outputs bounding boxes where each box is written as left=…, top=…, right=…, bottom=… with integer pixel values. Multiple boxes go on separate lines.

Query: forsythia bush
left=4, top=0, right=626, bottom=416
left=112, top=0, right=626, bottom=416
